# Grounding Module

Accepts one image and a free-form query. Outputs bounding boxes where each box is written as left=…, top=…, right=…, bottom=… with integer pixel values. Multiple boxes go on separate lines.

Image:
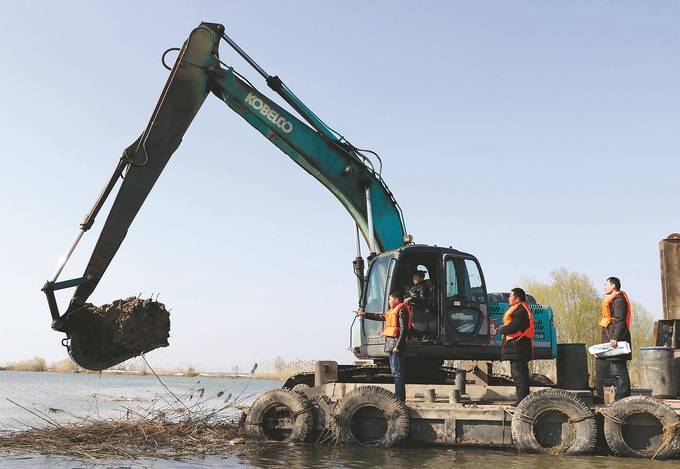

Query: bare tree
left=628, top=301, right=655, bottom=385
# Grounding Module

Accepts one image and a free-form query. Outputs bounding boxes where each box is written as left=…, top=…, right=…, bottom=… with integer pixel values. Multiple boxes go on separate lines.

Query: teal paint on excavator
left=64, top=20, right=406, bottom=316
left=210, top=67, right=406, bottom=253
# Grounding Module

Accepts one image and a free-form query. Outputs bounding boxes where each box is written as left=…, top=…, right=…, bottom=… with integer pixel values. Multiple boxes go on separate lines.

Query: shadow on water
left=2, top=444, right=680, bottom=469
left=1, top=373, right=677, bottom=468
left=236, top=444, right=680, bottom=469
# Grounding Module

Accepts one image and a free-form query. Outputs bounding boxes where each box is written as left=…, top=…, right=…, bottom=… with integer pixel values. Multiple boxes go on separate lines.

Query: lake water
left=0, top=370, right=279, bottom=429
left=0, top=371, right=676, bottom=468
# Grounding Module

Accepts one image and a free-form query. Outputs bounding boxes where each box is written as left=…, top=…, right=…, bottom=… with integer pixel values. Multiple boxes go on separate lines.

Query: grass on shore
left=1, top=356, right=204, bottom=377
left=2, top=357, right=77, bottom=373
left=252, top=357, right=315, bottom=380
left=1, top=355, right=315, bottom=380
left=3, top=357, right=48, bottom=372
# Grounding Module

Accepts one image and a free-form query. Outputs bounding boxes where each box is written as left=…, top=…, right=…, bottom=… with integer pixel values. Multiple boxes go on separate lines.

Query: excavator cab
left=354, top=245, right=490, bottom=361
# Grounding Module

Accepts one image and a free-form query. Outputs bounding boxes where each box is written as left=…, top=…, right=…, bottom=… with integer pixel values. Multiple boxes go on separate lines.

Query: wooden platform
left=305, top=383, right=680, bottom=448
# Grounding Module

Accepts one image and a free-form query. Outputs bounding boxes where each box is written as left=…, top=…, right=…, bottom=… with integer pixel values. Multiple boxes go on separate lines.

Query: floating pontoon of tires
left=245, top=359, right=680, bottom=460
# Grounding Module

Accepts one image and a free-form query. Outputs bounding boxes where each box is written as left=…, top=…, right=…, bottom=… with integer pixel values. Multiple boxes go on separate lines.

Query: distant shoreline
left=1, top=356, right=312, bottom=380
left=0, top=367, right=285, bottom=380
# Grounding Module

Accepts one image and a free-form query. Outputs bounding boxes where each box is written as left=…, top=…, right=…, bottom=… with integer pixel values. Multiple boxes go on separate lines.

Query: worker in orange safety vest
left=356, top=290, right=411, bottom=401
left=491, top=287, right=534, bottom=405
left=595, top=276, right=632, bottom=400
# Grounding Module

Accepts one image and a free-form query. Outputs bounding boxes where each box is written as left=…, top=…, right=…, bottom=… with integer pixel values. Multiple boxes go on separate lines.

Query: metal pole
left=353, top=224, right=365, bottom=299
left=355, top=224, right=362, bottom=258
left=365, top=186, right=376, bottom=254
left=221, top=33, right=269, bottom=80
left=50, top=229, right=85, bottom=282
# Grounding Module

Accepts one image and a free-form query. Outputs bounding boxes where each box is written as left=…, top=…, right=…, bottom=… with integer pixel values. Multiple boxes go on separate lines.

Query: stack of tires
left=510, top=389, right=680, bottom=459
left=245, top=385, right=409, bottom=447
left=244, top=386, right=680, bottom=459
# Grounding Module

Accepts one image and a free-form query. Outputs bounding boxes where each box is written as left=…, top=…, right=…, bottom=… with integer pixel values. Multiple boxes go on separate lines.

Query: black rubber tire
left=511, top=388, right=597, bottom=455
left=529, top=373, right=554, bottom=386
left=603, top=396, right=680, bottom=459
left=291, top=383, right=310, bottom=393
left=332, top=385, right=409, bottom=447
left=245, top=389, right=313, bottom=443
left=282, top=372, right=314, bottom=390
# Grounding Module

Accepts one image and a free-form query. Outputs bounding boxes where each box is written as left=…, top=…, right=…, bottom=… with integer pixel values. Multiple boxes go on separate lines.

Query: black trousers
left=510, top=360, right=530, bottom=402
left=597, top=358, right=631, bottom=400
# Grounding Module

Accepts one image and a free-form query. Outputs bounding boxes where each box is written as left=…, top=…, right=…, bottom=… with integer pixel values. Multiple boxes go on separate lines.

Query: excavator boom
left=43, top=22, right=407, bottom=368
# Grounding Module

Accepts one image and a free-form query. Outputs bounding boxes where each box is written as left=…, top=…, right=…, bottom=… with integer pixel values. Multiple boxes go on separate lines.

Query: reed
left=253, top=357, right=315, bottom=380
left=183, top=366, right=199, bottom=377
left=0, top=381, right=251, bottom=459
left=49, top=358, right=77, bottom=373
left=4, top=357, right=47, bottom=372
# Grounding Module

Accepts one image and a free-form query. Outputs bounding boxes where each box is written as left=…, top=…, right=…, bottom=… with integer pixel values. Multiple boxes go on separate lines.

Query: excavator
left=42, top=22, right=556, bottom=383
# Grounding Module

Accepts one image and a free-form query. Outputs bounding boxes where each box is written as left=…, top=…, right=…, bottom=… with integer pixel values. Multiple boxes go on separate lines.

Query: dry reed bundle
left=0, top=418, right=241, bottom=459
left=0, top=378, right=255, bottom=460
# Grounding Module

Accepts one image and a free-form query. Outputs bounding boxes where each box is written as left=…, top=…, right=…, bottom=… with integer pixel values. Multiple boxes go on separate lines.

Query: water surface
left=0, top=371, right=675, bottom=468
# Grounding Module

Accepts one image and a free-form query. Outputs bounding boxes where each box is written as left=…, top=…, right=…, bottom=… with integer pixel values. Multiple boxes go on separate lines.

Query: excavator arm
left=43, top=22, right=407, bottom=368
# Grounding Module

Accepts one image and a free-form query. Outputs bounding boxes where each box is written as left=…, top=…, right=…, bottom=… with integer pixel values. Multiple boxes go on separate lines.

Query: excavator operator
left=405, top=269, right=434, bottom=339
left=405, top=270, right=432, bottom=312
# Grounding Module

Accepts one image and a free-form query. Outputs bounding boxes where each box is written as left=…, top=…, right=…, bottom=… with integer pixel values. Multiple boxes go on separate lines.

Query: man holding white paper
left=596, top=276, right=632, bottom=400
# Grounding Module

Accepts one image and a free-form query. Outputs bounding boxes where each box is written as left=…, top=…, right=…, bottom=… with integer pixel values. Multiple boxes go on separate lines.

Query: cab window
left=363, top=256, right=391, bottom=313
left=445, top=259, right=459, bottom=298
left=463, top=259, right=484, bottom=303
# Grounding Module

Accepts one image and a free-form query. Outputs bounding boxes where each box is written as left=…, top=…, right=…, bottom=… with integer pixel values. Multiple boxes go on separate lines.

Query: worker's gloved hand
left=489, top=320, right=499, bottom=336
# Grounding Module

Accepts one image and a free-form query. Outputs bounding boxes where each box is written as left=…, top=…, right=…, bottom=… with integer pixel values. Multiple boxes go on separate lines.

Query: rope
left=513, top=412, right=535, bottom=425
left=247, top=403, right=312, bottom=426
left=290, top=404, right=313, bottom=420
left=568, top=413, right=595, bottom=424
left=596, top=408, right=624, bottom=425
left=508, top=405, right=593, bottom=426
left=141, top=355, right=192, bottom=413
left=595, top=407, right=680, bottom=459
left=652, top=421, right=680, bottom=460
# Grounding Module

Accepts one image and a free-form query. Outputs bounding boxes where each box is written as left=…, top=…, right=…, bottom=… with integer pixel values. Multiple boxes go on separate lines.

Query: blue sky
left=0, top=1, right=677, bottom=371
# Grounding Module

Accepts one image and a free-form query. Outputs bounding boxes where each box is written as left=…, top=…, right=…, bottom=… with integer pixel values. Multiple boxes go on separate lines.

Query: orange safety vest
left=599, top=291, right=631, bottom=329
left=381, top=303, right=412, bottom=338
left=502, top=302, right=535, bottom=341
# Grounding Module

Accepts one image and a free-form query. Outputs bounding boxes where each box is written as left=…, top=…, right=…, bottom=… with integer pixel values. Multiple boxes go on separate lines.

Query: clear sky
left=0, top=1, right=677, bottom=371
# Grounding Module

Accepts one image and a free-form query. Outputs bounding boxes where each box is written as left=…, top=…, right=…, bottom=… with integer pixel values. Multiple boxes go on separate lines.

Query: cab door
left=357, top=255, right=397, bottom=356
left=441, top=255, right=489, bottom=345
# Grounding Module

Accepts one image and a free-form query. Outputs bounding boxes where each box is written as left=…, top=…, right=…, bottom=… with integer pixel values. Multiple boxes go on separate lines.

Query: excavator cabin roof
left=380, top=244, right=478, bottom=260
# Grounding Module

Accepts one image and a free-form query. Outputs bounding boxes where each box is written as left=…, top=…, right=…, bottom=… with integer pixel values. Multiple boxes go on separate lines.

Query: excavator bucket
left=64, top=298, right=170, bottom=371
